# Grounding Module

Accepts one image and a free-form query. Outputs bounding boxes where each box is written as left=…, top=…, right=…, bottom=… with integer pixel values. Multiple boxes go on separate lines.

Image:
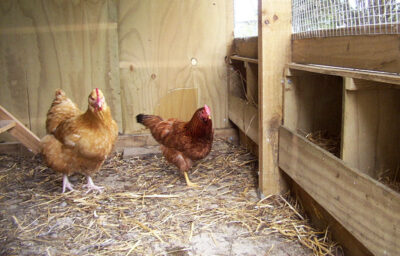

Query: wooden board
left=0, top=0, right=121, bottom=138
left=258, top=0, right=291, bottom=195
left=118, top=0, right=233, bottom=133
left=288, top=63, right=400, bottom=86
left=341, top=79, right=400, bottom=178
left=292, top=35, right=400, bottom=74
left=286, top=174, right=373, bottom=256
left=230, top=55, right=258, bottom=64
left=238, top=130, right=258, bottom=157
left=231, top=37, right=258, bottom=59
left=0, top=105, right=40, bottom=154
left=245, top=62, right=258, bottom=105
left=279, top=126, right=400, bottom=256
left=228, top=95, right=258, bottom=144
left=0, top=120, right=16, bottom=134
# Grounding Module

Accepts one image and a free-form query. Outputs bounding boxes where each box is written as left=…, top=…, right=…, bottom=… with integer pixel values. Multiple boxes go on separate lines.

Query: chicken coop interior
left=1, top=0, right=400, bottom=255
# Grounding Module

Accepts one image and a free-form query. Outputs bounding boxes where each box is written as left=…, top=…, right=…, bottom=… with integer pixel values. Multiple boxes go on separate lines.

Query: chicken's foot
left=62, top=174, right=74, bottom=193
left=83, top=176, right=104, bottom=193
left=184, top=171, right=199, bottom=188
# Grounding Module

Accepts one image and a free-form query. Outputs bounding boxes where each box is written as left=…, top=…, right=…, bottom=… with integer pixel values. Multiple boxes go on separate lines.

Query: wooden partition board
left=228, top=95, right=258, bottom=144
left=279, top=126, right=400, bottom=256
left=342, top=78, right=400, bottom=178
left=118, top=0, right=233, bottom=134
left=0, top=0, right=122, bottom=138
left=292, top=35, right=400, bottom=74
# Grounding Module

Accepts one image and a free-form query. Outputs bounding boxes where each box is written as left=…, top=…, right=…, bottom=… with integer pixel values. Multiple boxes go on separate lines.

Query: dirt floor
left=0, top=139, right=340, bottom=255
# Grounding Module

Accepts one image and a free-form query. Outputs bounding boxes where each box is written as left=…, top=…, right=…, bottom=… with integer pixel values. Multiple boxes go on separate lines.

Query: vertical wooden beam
left=258, top=0, right=291, bottom=195
left=244, top=62, right=258, bottom=105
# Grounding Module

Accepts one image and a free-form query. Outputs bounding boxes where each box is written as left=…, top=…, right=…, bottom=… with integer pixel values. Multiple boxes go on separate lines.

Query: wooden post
left=258, top=0, right=291, bottom=195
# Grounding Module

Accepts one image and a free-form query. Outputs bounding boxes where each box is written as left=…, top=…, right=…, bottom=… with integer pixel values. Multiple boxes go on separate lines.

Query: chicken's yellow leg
left=184, top=171, right=199, bottom=187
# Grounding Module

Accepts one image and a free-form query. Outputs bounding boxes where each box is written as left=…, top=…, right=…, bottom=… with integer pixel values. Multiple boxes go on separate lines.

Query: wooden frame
left=283, top=62, right=400, bottom=255
left=279, top=126, right=400, bottom=256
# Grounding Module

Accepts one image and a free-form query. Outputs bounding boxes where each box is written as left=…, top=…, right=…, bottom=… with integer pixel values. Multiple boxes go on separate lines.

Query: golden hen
left=136, top=105, right=213, bottom=187
left=41, top=88, right=118, bottom=193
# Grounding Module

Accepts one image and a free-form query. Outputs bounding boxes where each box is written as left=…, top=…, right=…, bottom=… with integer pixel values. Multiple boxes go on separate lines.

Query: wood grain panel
left=292, top=35, right=400, bottom=73
left=0, top=0, right=121, bottom=138
left=118, top=0, right=233, bottom=133
left=279, top=126, right=400, bottom=256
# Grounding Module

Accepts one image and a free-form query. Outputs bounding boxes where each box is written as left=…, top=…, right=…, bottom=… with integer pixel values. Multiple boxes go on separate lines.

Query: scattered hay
left=378, top=167, right=400, bottom=193
left=304, top=130, right=340, bottom=157
left=0, top=139, right=341, bottom=255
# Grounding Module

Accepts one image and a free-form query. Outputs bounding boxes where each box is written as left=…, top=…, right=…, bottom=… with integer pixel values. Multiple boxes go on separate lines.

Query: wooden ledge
left=288, top=63, right=400, bottom=86
left=230, top=55, right=258, bottom=64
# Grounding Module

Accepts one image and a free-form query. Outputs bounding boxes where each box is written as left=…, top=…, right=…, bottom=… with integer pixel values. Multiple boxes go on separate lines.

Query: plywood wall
left=0, top=0, right=121, bottom=139
left=118, top=0, right=233, bottom=133
left=1, top=0, right=232, bottom=138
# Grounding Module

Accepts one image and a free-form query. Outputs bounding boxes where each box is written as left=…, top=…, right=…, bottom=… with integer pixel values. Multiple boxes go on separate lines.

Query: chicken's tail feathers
left=136, top=114, right=147, bottom=124
left=136, top=114, right=163, bottom=129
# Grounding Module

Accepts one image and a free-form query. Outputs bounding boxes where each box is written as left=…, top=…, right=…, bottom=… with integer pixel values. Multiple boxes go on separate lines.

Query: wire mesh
left=292, top=0, right=400, bottom=39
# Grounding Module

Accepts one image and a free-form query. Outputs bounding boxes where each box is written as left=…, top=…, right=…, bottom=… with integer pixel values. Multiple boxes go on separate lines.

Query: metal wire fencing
left=292, top=0, right=400, bottom=39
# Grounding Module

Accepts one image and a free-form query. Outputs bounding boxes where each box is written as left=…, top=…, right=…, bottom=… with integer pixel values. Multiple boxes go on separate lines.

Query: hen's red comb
left=96, top=88, right=100, bottom=105
left=204, top=104, right=211, bottom=115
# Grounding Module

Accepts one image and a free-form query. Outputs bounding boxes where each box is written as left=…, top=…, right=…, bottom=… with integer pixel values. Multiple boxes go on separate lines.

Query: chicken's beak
left=208, top=115, right=211, bottom=120
left=93, top=101, right=103, bottom=112
left=97, top=101, right=103, bottom=111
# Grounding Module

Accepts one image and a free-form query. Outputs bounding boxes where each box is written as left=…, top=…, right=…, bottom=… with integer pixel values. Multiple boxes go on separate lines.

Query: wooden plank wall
left=0, top=0, right=121, bottom=139
left=118, top=0, right=232, bottom=134
left=0, top=0, right=233, bottom=138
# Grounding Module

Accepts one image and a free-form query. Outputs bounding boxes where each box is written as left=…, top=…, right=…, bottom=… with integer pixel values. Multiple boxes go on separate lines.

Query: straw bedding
left=0, top=139, right=341, bottom=255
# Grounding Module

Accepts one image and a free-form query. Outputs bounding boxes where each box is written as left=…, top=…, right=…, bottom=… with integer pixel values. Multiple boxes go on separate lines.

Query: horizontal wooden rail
left=230, top=55, right=258, bottom=64
left=279, top=126, right=400, bottom=256
left=288, top=63, right=400, bottom=86
left=292, top=35, right=400, bottom=74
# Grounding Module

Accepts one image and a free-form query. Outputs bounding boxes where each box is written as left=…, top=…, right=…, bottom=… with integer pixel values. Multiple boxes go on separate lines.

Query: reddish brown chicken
left=136, top=105, right=213, bottom=187
left=41, top=88, right=118, bottom=193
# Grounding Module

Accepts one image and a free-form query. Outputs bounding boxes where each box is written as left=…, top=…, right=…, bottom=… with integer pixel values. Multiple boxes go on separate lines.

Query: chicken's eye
left=90, top=96, right=95, bottom=100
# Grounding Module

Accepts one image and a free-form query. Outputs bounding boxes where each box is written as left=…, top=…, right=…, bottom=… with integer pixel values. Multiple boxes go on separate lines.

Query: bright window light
left=234, top=0, right=258, bottom=38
